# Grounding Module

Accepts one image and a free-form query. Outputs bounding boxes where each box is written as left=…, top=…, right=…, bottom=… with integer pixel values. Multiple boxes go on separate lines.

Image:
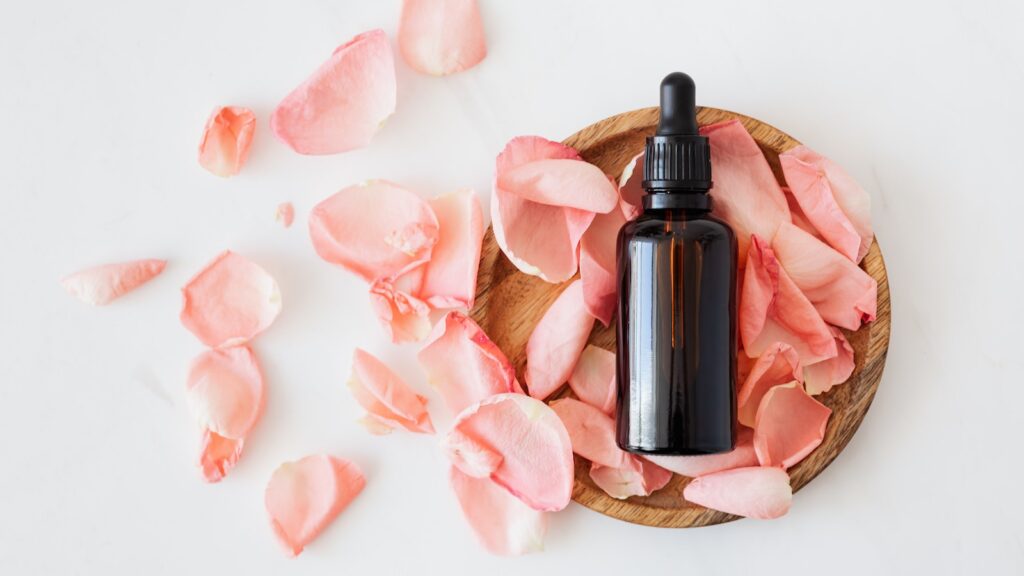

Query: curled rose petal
left=419, top=190, right=484, bottom=309
left=783, top=186, right=822, bottom=239
left=368, top=277, right=432, bottom=343
left=701, top=120, right=790, bottom=266
left=589, top=458, right=672, bottom=500
left=310, top=180, right=440, bottom=283
left=348, top=348, right=434, bottom=434
left=772, top=222, right=877, bottom=331
left=450, top=467, right=546, bottom=556
left=398, top=0, right=487, bottom=76
left=550, top=398, right=627, bottom=468
left=61, top=259, right=166, bottom=306
left=580, top=206, right=626, bottom=326
left=754, top=382, right=832, bottom=469
left=275, top=202, right=294, bottom=228
left=186, top=345, right=265, bottom=440
left=567, top=345, right=616, bottom=415
left=498, top=159, right=618, bottom=213
left=180, top=251, right=281, bottom=348
left=804, top=326, right=855, bottom=395
left=617, top=151, right=644, bottom=220
left=198, top=106, right=255, bottom=177
left=443, top=428, right=503, bottom=478
left=446, top=394, right=574, bottom=511
left=683, top=466, right=792, bottom=519
left=741, top=235, right=836, bottom=365
left=780, top=145, right=873, bottom=263
left=199, top=430, right=244, bottom=483
left=525, top=279, right=594, bottom=400
left=417, top=311, right=522, bottom=414
left=271, top=30, right=396, bottom=155
left=645, top=427, right=758, bottom=477
left=737, top=342, right=802, bottom=427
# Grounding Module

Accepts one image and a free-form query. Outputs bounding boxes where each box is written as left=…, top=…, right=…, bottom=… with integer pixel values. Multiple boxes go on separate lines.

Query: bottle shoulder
left=620, top=211, right=736, bottom=241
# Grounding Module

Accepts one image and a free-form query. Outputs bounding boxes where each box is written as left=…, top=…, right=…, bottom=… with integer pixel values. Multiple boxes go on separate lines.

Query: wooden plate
left=470, top=106, right=891, bottom=528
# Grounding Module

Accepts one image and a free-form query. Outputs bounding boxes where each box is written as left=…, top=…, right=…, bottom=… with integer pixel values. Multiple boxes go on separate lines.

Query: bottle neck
left=642, top=189, right=711, bottom=212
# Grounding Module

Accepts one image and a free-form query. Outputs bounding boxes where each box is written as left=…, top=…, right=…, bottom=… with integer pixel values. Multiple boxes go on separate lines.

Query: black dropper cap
left=642, top=72, right=712, bottom=194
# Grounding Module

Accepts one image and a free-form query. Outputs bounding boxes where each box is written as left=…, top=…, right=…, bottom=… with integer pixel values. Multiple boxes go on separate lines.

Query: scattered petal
left=804, top=326, right=855, bottom=395
left=368, top=277, right=432, bottom=343
left=754, top=382, right=832, bottom=469
left=398, top=0, right=487, bottom=76
left=419, top=190, right=484, bottom=308
left=417, top=311, right=523, bottom=414
left=198, top=106, right=256, bottom=177
left=275, top=202, right=294, bottom=228
left=645, top=428, right=758, bottom=477
left=567, top=345, right=616, bottom=415
left=683, top=466, right=792, bottom=519
left=446, top=394, right=574, bottom=511
left=525, top=279, right=595, bottom=400
left=348, top=348, right=434, bottom=434
left=589, top=458, right=672, bottom=500
left=549, top=398, right=627, bottom=468
left=199, top=430, right=244, bottom=483
left=736, top=342, right=802, bottom=427
left=180, top=251, right=281, bottom=348
left=186, top=345, right=265, bottom=440
left=580, top=206, right=626, bottom=326
left=271, top=30, right=396, bottom=155
left=61, top=259, right=166, bottom=306
left=498, top=159, right=618, bottom=213
left=450, top=467, right=546, bottom=556
left=309, top=180, right=440, bottom=282
left=265, top=455, right=366, bottom=557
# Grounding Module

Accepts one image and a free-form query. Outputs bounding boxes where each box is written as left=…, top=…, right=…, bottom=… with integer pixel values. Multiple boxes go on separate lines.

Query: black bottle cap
left=642, top=72, right=712, bottom=193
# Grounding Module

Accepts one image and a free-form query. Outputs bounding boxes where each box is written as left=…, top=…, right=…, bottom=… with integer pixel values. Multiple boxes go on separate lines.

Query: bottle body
left=615, top=208, right=737, bottom=455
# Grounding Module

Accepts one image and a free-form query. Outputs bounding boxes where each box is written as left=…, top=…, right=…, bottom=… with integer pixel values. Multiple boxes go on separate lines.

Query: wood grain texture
left=470, top=107, right=890, bottom=528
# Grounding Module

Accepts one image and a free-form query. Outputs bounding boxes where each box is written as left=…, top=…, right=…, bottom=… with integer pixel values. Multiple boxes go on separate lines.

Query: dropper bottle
left=615, top=72, right=737, bottom=455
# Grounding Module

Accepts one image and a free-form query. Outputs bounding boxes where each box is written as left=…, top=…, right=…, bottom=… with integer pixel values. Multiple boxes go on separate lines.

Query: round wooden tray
left=470, top=106, right=891, bottom=528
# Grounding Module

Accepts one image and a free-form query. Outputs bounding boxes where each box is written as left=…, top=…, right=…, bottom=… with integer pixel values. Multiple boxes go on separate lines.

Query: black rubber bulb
left=656, top=72, right=699, bottom=136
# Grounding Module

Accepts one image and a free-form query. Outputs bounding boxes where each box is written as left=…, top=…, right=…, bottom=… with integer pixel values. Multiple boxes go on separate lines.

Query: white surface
left=1, top=0, right=1022, bottom=574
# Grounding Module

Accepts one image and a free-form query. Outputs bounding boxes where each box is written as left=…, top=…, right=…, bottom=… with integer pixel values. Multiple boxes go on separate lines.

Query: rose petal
left=186, top=345, right=265, bottom=440
left=417, top=311, right=523, bottom=414
left=449, top=467, right=546, bottom=556
left=617, top=151, right=644, bottom=220
left=645, top=427, right=758, bottom=477
left=701, top=120, right=790, bottom=266
left=271, top=30, right=396, bottom=155
left=309, top=180, right=440, bottom=282
left=683, top=466, right=792, bottom=519
left=754, top=382, right=832, bottom=469
left=525, top=279, right=594, bottom=400
left=61, top=259, right=166, bottom=306
left=783, top=186, right=822, bottom=239
left=741, top=235, right=837, bottom=365
left=736, top=342, right=802, bottom=427
left=419, top=189, right=484, bottom=309
left=549, top=397, right=627, bottom=468
left=491, top=136, right=595, bottom=282
left=443, top=428, right=504, bottom=478
left=348, top=348, right=434, bottom=434
left=772, top=222, right=877, bottom=331
left=580, top=206, right=626, bottom=326
left=446, top=394, right=574, bottom=511
left=265, top=455, right=365, bottom=556
left=275, top=202, right=294, bottom=228
left=589, top=458, right=672, bottom=500
left=198, top=106, right=255, bottom=177
left=780, top=145, right=873, bottom=263
left=498, top=159, right=618, bottom=213
left=368, top=277, right=432, bottom=343
left=199, top=430, right=244, bottom=483
left=398, top=0, right=487, bottom=76
left=567, top=345, right=616, bottom=415
left=180, top=251, right=281, bottom=348
left=803, top=326, right=855, bottom=395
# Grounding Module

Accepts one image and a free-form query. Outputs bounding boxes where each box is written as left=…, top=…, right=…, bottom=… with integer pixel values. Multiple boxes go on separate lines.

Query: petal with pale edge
left=450, top=467, right=546, bottom=556
left=736, top=342, right=802, bottom=427
left=199, top=430, right=244, bottom=483
left=399, top=0, right=487, bottom=76
left=348, top=348, right=434, bottom=434
left=567, top=345, right=616, bottom=415
left=589, top=458, right=672, bottom=500
left=419, top=190, right=484, bottom=308
left=804, top=326, right=855, bottom=396
left=186, top=345, right=265, bottom=440
left=683, top=466, right=792, bottom=519
left=645, top=427, right=758, bottom=477
left=525, top=279, right=594, bottom=400
left=62, top=259, right=166, bottom=306
left=754, top=382, right=832, bottom=469
left=198, top=106, right=255, bottom=177
left=368, top=277, right=432, bottom=343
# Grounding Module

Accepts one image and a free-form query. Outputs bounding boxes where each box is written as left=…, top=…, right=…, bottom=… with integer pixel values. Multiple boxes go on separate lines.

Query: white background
left=1, top=0, right=1022, bottom=574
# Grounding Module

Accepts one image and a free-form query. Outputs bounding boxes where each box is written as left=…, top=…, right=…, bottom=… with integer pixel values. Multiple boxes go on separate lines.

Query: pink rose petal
left=701, top=120, right=791, bottom=266
left=498, top=159, right=618, bottom=213
left=180, top=251, right=281, bottom=348
left=275, top=202, right=294, bottom=228
left=348, top=348, right=434, bottom=434
left=783, top=185, right=823, bottom=239
left=398, top=0, right=487, bottom=76
left=525, top=279, right=594, bottom=400
left=617, top=151, right=644, bottom=220
left=265, top=455, right=366, bottom=557
left=417, top=311, right=523, bottom=414
left=589, top=458, right=672, bottom=500
left=550, top=398, right=627, bottom=468
left=683, top=466, right=792, bottom=519
left=199, top=430, right=244, bottom=483
left=754, top=382, right=832, bottom=469
left=780, top=145, right=873, bottom=263
left=310, top=180, right=440, bottom=283
left=449, top=467, right=546, bottom=556
left=736, top=342, right=802, bottom=427
left=772, top=222, right=877, bottom=331
left=198, top=106, right=255, bottom=177
left=61, top=259, right=166, bottom=306
left=567, top=345, right=616, bottom=415
left=804, top=326, right=855, bottom=395
left=186, top=345, right=265, bottom=441
left=368, top=276, right=432, bottom=343
left=271, top=30, right=396, bottom=155
left=419, top=189, right=484, bottom=309
left=580, top=206, right=626, bottom=326
left=645, top=427, right=758, bottom=477
left=446, top=394, right=574, bottom=511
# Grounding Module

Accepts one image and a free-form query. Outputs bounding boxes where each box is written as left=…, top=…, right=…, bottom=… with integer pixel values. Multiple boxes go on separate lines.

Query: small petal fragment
left=61, top=259, right=166, bottom=306
left=736, top=342, right=802, bottom=427
left=567, top=345, right=616, bottom=415
left=450, top=467, right=546, bottom=556
left=803, top=326, right=855, bottom=395
left=198, top=106, right=256, bottom=177
left=186, top=346, right=265, bottom=440
left=447, top=394, right=574, bottom=511
left=398, top=0, right=487, bottom=76
left=265, top=455, right=366, bottom=557
left=683, top=466, right=792, bottom=519
left=754, top=382, right=832, bottom=469
left=589, top=458, right=672, bottom=500
left=580, top=206, right=626, bottom=326
left=419, top=190, right=484, bottom=309
left=180, top=251, right=282, bottom=348
left=275, top=202, right=295, bottom=228
left=348, top=348, right=434, bottom=434
left=271, top=30, right=396, bottom=155
left=368, top=277, right=432, bottom=343
left=309, top=180, right=440, bottom=282
left=525, top=279, right=594, bottom=400
left=199, top=430, right=244, bottom=483
left=645, top=428, right=758, bottom=477
left=418, top=311, right=522, bottom=414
